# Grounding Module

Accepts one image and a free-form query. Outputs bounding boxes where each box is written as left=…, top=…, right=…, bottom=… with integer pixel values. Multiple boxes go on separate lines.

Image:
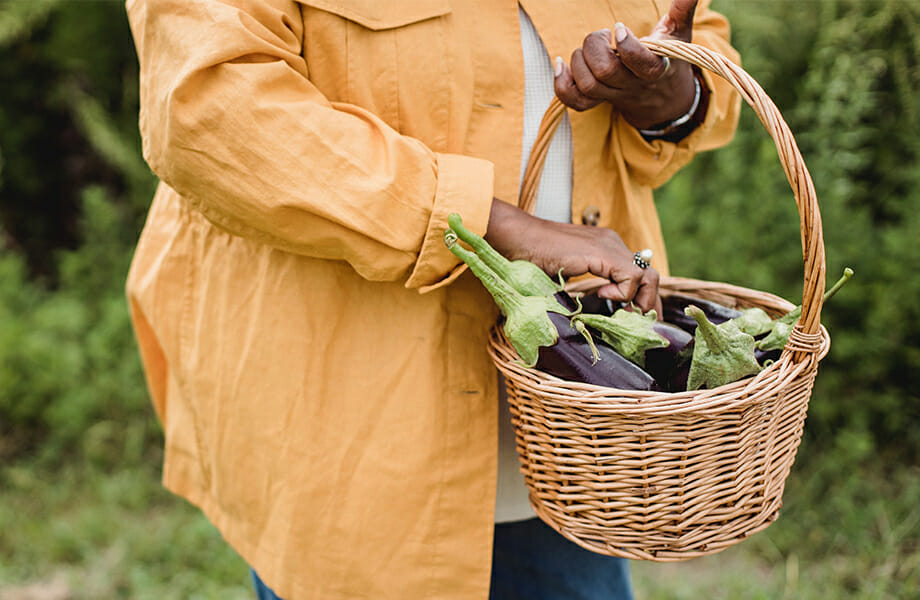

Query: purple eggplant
left=670, top=268, right=855, bottom=369
left=444, top=230, right=569, bottom=367
left=553, top=290, right=580, bottom=312
left=663, top=295, right=780, bottom=370
left=575, top=310, right=668, bottom=366
left=661, top=293, right=743, bottom=332
left=755, top=347, right=782, bottom=367
left=645, top=320, right=695, bottom=392
left=444, top=216, right=660, bottom=391
left=558, top=291, right=694, bottom=391
left=537, top=311, right=661, bottom=391
left=571, top=292, right=616, bottom=316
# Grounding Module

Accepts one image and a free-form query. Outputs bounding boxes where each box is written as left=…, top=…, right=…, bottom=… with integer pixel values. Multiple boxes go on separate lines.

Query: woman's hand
left=553, top=0, right=699, bottom=130
left=484, top=199, right=661, bottom=314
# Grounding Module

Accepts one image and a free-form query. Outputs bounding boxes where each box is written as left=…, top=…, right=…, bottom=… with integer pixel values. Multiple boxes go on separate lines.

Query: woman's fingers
left=580, top=29, right=624, bottom=86
left=555, top=32, right=633, bottom=110
left=555, top=25, right=673, bottom=112
left=595, top=272, right=662, bottom=316
left=553, top=54, right=603, bottom=112
left=509, top=218, right=662, bottom=314
left=635, top=270, right=664, bottom=316
left=612, top=23, right=671, bottom=82
left=651, top=0, right=698, bottom=41
left=570, top=47, right=617, bottom=99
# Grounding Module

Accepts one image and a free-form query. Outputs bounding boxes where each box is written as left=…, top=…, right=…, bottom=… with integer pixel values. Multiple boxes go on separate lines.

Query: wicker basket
left=488, top=39, right=829, bottom=561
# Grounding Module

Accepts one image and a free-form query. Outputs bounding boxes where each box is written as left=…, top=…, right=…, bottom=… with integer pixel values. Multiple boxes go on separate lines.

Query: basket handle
left=520, top=39, right=826, bottom=355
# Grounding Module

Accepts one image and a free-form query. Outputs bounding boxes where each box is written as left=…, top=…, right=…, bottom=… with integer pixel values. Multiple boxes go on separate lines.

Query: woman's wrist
left=639, top=73, right=701, bottom=135
left=484, top=198, right=535, bottom=261
left=484, top=198, right=520, bottom=244
left=638, top=68, right=710, bottom=143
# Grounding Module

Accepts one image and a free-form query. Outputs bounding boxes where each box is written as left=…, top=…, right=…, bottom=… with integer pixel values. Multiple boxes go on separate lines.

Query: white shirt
left=494, top=6, right=574, bottom=523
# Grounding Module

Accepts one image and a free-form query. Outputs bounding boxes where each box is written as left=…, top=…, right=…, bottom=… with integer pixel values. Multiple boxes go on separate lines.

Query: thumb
left=652, top=0, right=697, bottom=42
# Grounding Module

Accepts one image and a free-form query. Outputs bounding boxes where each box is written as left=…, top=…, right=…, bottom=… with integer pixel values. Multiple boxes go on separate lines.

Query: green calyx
left=756, top=267, right=854, bottom=352
left=686, top=305, right=762, bottom=390
left=756, top=320, right=794, bottom=353
left=731, top=307, right=775, bottom=337
left=444, top=227, right=573, bottom=367
left=575, top=308, right=668, bottom=368
left=447, top=212, right=561, bottom=297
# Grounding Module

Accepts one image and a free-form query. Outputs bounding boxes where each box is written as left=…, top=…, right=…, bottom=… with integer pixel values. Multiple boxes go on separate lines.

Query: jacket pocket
left=297, top=0, right=450, bottom=30
left=297, top=0, right=454, bottom=150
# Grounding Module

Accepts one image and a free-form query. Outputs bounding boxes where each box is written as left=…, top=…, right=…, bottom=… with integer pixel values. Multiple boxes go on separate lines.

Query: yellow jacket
left=126, top=1, right=740, bottom=598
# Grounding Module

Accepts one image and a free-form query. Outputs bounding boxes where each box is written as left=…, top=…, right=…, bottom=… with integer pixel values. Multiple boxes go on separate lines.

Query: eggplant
left=661, top=293, right=743, bottom=332
left=668, top=268, right=855, bottom=370
left=661, top=295, right=788, bottom=369
left=551, top=291, right=662, bottom=389
left=537, top=311, right=661, bottom=391
left=444, top=230, right=569, bottom=367
left=576, top=308, right=695, bottom=393
left=444, top=216, right=660, bottom=391
left=571, top=292, right=616, bottom=316
left=574, top=310, right=668, bottom=366
left=645, top=320, right=694, bottom=392
left=553, top=290, right=580, bottom=312
left=755, top=347, right=782, bottom=367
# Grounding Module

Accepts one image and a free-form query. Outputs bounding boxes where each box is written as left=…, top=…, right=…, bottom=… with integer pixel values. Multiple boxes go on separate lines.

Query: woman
left=125, top=0, right=740, bottom=598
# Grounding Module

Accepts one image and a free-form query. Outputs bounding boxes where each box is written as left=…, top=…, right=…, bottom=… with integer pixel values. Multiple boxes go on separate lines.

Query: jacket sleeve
left=613, top=0, right=742, bottom=189
left=126, top=0, right=494, bottom=290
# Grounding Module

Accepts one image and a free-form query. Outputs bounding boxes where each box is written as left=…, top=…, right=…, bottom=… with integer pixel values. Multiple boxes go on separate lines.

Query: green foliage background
left=657, top=0, right=920, bottom=467
left=0, top=0, right=917, bottom=596
left=0, top=0, right=157, bottom=466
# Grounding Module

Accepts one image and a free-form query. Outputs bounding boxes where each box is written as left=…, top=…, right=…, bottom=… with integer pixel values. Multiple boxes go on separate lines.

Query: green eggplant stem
left=686, top=305, right=726, bottom=353
left=786, top=267, right=855, bottom=321
left=826, top=267, right=855, bottom=300
left=444, top=229, right=521, bottom=316
left=446, top=212, right=560, bottom=296
left=572, top=317, right=600, bottom=364
left=575, top=310, right=668, bottom=368
left=757, top=267, right=854, bottom=352
left=444, top=227, right=570, bottom=367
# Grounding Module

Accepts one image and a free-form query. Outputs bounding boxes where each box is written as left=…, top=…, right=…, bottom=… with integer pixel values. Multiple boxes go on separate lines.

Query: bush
left=0, top=1, right=157, bottom=465
left=658, top=0, right=920, bottom=463
left=0, top=187, right=156, bottom=465
left=1, top=0, right=918, bottom=471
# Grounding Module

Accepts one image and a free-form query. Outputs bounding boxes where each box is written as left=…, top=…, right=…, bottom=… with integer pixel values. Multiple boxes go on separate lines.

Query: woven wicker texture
left=492, top=39, right=829, bottom=560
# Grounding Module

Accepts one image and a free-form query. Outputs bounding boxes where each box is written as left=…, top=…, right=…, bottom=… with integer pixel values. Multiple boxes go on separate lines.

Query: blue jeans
left=251, top=569, right=283, bottom=600
left=251, top=517, right=633, bottom=600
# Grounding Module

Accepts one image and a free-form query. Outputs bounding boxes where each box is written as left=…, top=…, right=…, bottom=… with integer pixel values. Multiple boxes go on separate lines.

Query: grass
left=0, top=457, right=251, bottom=599
left=1, top=443, right=917, bottom=599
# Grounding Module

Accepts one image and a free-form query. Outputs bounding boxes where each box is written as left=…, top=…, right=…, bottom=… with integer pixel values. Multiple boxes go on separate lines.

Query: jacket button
left=581, top=205, right=601, bottom=226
